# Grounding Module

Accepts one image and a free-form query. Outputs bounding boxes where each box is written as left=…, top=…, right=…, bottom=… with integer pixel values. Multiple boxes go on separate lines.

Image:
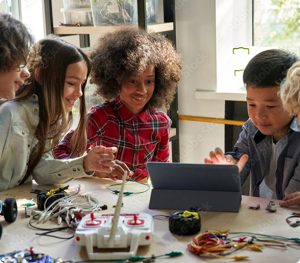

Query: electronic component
left=0, top=248, right=56, bottom=263
left=32, top=186, right=69, bottom=210
left=75, top=212, right=153, bottom=260
left=169, top=210, right=201, bottom=235
left=286, top=212, right=300, bottom=227
left=24, top=204, right=37, bottom=218
left=248, top=204, right=260, bottom=210
left=266, top=201, right=277, bottom=213
left=75, top=172, right=153, bottom=260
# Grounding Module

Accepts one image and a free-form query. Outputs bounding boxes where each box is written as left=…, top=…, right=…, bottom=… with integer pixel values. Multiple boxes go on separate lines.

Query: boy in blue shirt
left=205, top=49, right=300, bottom=206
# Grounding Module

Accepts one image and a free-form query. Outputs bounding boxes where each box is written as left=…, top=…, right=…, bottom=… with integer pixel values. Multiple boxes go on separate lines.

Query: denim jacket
left=0, top=94, right=91, bottom=191
left=230, top=119, right=300, bottom=199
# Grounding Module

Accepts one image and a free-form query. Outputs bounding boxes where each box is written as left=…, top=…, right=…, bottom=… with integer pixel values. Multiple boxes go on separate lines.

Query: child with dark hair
left=0, top=38, right=121, bottom=191
left=54, top=28, right=182, bottom=181
left=205, top=49, right=300, bottom=201
left=0, top=13, right=33, bottom=101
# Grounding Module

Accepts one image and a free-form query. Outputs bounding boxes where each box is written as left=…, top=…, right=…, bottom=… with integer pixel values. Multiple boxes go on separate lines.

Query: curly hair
left=281, top=61, right=300, bottom=115
left=90, top=27, right=181, bottom=110
left=0, top=13, right=33, bottom=71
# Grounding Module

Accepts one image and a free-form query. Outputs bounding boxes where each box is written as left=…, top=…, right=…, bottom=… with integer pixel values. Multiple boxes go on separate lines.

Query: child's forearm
left=53, top=131, right=74, bottom=158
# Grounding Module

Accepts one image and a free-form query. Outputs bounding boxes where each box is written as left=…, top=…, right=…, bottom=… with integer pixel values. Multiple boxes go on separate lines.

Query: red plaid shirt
left=54, top=97, right=171, bottom=180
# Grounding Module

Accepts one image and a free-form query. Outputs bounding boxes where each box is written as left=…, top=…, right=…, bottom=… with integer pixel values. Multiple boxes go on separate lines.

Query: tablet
left=147, top=162, right=241, bottom=192
left=146, top=162, right=242, bottom=212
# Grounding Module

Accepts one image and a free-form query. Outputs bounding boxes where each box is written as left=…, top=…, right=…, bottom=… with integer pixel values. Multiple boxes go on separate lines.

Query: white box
left=63, top=0, right=91, bottom=9
left=61, top=8, right=93, bottom=26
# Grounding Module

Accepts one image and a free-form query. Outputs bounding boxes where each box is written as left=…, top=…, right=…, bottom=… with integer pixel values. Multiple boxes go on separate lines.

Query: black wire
left=286, top=214, right=300, bottom=227
left=35, top=232, right=74, bottom=240
left=33, top=226, right=74, bottom=240
left=28, top=214, right=75, bottom=240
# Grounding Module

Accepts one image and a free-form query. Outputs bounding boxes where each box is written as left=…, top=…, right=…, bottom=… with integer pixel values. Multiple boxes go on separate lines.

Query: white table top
left=0, top=178, right=299, bottom=262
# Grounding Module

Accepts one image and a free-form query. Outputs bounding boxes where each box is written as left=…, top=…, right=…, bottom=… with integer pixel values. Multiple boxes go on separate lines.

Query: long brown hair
left=16, top=38, right=91, bottom=181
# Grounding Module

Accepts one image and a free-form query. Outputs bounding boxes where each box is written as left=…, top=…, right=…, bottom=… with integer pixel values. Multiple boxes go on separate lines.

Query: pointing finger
left=237, top=154, right=249, bottom=173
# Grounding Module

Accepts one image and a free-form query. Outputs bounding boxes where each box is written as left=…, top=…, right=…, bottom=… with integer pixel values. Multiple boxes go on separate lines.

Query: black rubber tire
left=3, top=198, right=18, bottom=223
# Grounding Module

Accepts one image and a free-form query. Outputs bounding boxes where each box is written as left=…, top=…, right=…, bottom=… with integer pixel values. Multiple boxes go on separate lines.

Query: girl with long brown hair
left=0, top=38, right=118, bottom=191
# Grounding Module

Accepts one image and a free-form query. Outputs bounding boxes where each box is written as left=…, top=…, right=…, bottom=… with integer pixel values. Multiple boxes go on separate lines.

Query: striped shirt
left=54, top=97, right=171, bottom=180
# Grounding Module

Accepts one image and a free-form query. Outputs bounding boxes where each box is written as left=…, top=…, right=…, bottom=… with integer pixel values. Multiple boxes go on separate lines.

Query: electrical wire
left=67, top=251, right=183, bottom=263
left=107, top=180, right=150, bottom=196
left=28, top=214, right=74, bottom=240
left=188, top=230, right=300, bottom=261
left=230, top=231, right=300, bottom=245
left=28, top=185, right=107, bottom=239
left=286, top=212, right=300, bottom=227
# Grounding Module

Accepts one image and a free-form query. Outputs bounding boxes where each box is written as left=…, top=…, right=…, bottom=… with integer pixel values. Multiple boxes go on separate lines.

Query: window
left=216, top=0, right=252, bottom=92
left=217, top=0, right=299, bottom=92
left=0, top=0, right=45, bottom=41
left=254, top=0, right=300, bottom=55
left=20, top=0, right=45, bottom=40
left=0, top=0, right=20, bottom=18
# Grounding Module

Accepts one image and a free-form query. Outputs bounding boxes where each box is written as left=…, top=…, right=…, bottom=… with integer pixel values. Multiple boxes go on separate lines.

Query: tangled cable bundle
left=28, top=185, right=108, bottom=239
left=188, top=231, right=236, bottom=258
left=188, top=230, right=300, bottom=261
left=30, top=185, right=107, bottom=227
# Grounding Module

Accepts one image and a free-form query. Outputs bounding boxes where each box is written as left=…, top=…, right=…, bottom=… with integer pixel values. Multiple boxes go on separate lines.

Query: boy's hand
left=236, top=154, right=249, bottom=173
left=83, top=146, right=117, bottom=173
left=204, top=147, right=249, bottom=172
left=279, top=192, right=300, bottom=207
left=204, top=147, right=233, bottom=164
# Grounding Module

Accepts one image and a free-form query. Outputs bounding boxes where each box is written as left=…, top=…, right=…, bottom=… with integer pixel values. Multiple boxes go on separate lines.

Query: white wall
left=176, top=0, right=223, bottom=163
left=176, top=0, right=217, bottom=113
left=176, top=0, right=251, bottom=163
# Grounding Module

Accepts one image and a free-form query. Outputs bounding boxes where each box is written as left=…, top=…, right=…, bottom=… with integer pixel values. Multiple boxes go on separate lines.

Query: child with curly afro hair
left=54, top=27, right=182, bottom=181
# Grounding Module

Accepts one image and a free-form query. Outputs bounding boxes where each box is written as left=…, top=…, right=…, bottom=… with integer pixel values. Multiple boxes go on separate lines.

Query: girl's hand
left=83, top=146, right=117, bottom=173
left=279, top=192, right=300, bottom=207
left=94, top=160, right=134, bottom=180
left=204, top=147, right=248, bottom=172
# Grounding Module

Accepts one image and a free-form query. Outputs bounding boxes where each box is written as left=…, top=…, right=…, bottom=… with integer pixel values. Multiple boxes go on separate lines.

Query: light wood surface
left=0, top=178, right=299, bottom=262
